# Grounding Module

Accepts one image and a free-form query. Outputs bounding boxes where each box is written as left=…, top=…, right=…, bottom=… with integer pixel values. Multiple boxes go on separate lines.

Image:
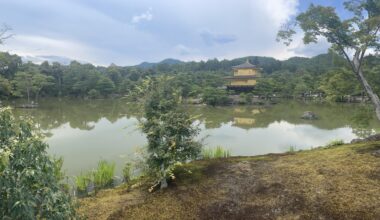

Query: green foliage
left=123, top=162, right=133, bottom=182
left=75, top=172, right=93, bottom=194
left=277, top=0, right=380, bottom=120
left=96, top=77, right=115, bottom=96
left=88, top=89, right=100, bottom=99
left=75, top=160, right=115, bottom=196
left=326, top=139, right=345, bottom=147
left=93, top=160, right=115, bottom=190
left=202, top=146, right=231, bottom=159
left=136, top=76, right=202, bottom=188
left=202, top=87, right=230, bottom=106
left=0, top=107, right=77, bottom=219
left=319, top=69, right=361, bottom=101
left=0, top=49, right=378, bottom=105
left=287, top=146, right=296, bottom=153
left=0, top=75, right=11, bottom=98
left=12, top=70, right=54, bottom=103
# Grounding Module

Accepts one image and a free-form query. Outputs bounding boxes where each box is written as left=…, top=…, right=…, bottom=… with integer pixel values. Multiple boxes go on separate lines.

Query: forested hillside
left=0, top=51, right=379, bottom=103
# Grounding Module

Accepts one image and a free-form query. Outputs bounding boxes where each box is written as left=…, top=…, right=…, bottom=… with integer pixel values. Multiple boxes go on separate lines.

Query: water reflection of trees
left=12, top=98, right=142, bottom=131
left=188, top=101, right=380, bottom=134
left=10, top=99, right=380, bottom=136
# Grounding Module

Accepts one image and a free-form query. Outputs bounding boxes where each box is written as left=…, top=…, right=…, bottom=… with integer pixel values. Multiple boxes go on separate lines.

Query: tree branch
left=0, top=24, right=12, bottom=44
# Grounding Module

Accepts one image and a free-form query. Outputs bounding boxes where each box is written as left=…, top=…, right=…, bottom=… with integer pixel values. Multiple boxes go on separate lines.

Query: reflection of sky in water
left=200, top=120, right=356, bottom=156
left=46, top=117, right=357, bottom=176
left=46, top=117, right=146, bottom=176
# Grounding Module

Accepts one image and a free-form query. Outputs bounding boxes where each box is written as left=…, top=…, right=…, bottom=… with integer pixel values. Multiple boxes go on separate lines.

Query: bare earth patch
left=79, top=141, right=380, bottom=220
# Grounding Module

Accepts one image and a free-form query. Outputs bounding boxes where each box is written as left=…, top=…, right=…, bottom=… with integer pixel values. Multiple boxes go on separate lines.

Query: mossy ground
left=79, top=141, right=380, bottom=219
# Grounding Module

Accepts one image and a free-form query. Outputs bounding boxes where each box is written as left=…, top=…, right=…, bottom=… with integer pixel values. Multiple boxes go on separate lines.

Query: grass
left=326, top=139, right=345, bottom=147
left=75, top=160, right=115, bottom=196
left=123, top=162, right=133, bottom=182
left=78, top=141, right=380, bottom=219
left=202, top=146, right=231, bottom=159
left=287, top=146, right=296, bottom=153
left=75, top=172, right=93, bottom=195
left=93, top=160, right=115, bottom=190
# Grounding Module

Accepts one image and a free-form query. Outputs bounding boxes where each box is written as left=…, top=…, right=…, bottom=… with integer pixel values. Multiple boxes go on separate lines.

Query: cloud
left=199, top=29, right=237, bottom=46
left=1, top=34, right=104, bottom=64
left=174, top=44, right=197, bottom=55
left=289, top=36, right=331, bottom=57
left=131, top=8, right=153, bottom=24
left=0, top=0, right=321, bottom=65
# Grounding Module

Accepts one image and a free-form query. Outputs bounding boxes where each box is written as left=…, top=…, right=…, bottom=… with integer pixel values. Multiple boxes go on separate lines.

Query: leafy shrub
left=202, top=146, right=231, bottom=159
left=0, top=107, right=77, bottom=219
left=88, top=89, right=100, bottom=99
left=202, top=87, right=230, bottom=106
left=135, top=76, right=202, bottom=189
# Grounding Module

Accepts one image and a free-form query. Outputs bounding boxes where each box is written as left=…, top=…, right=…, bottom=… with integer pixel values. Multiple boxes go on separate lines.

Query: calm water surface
left=9, top=98, right=380, bottom=176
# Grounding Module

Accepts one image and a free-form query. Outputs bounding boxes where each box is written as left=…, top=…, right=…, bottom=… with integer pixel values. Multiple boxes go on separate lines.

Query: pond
left=8, top=98, right=380, bottom=176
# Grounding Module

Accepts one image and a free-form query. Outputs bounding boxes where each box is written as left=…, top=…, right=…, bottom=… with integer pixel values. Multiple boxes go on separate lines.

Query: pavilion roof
left=232, top=59, right=258, bottom=69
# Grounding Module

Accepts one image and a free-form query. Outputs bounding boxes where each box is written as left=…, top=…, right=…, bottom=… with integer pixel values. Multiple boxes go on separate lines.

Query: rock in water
left=351, top=133, right=380, bottom=144
left=301, top=111, right=318, bottom=120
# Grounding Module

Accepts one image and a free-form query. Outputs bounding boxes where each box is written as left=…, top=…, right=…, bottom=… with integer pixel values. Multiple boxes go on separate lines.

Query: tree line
left=0, top=51, right=379, bottom=104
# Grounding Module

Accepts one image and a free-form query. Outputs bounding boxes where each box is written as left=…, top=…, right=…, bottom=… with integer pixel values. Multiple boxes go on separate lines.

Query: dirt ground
left=79, top=141, right=380, bottom=220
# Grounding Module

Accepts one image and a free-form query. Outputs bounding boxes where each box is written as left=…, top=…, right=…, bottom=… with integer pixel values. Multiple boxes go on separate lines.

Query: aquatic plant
left=287, top=146, right=296, bottom=153
left=326, top=139, right=345, bottom=147
left=123, top=162, right=133, bottom=182
left=202, top=146, right=231, bottom=159
left=93, top=160, right=115, bottom=190
left=75, top=172, right=93, bottom=195
left=75, top=160, right=115, bottom=196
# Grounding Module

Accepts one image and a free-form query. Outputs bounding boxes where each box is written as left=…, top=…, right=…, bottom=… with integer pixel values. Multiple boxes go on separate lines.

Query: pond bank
left=78, top=141, right=380, bottom=219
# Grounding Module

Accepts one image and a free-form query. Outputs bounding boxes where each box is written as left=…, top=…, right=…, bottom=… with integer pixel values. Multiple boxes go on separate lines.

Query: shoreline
left=79, top=140, right=380, bottom=219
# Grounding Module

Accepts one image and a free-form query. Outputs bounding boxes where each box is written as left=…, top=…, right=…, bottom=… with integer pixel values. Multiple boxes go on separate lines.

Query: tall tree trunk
left=26, top=87, right=30, bottom=103
left=35, top=90, right=40, bottom=103
left=356, top=68, right=380, bottom=121
left=58, top=76, right=62, bottom=96
left=353, top=57, right=380, bottom=121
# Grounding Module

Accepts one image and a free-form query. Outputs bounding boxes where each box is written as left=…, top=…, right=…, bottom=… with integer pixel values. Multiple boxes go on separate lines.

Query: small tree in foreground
left=134, top=76, right=202, bottom=189
left=0, top=108, right=77, bottom=219
left=277, top=0, right=380, bottom=121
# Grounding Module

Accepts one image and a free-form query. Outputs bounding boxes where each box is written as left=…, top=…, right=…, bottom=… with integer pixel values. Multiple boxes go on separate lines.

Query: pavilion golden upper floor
left=225, top=59, right=261, bottom=91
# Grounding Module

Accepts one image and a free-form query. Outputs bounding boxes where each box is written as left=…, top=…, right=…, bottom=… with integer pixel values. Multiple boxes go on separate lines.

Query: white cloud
left=0, top=34, right=113, bottom=65
left=0, top=0, right=310, bottom=65
left=199, top=29, right=237, bottom=46
left=174, top=44, right=198, bottom=55
left=289, top=36, right=331, bottom=57
left=131, top=8, right=153, bottom=24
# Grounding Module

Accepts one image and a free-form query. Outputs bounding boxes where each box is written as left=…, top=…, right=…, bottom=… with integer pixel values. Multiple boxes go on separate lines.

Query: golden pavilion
left=226, top=59, right=260, bottom=91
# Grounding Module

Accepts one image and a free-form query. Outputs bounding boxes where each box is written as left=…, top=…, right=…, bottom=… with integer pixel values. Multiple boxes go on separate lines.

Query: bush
left=88, top=89, right=100, bottom=99
left=136, top=76, right=202, bottom=189
left=0, top=107, right=77, bottom=219
left=202, top=87, right=230, bottom=106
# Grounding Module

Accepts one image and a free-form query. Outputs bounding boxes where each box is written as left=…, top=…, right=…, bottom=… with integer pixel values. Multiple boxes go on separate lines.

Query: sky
left=0, top=0, right=347, bottom=66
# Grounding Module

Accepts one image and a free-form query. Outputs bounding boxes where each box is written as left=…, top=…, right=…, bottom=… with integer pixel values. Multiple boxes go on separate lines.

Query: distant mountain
left=21, top=55, right=74, bottom=65
left=136, top=58, right=183, bottom=69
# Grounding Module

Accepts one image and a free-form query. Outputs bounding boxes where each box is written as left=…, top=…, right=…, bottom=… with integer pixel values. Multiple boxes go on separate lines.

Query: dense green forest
left=0, top=51, right=379, bottom=103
